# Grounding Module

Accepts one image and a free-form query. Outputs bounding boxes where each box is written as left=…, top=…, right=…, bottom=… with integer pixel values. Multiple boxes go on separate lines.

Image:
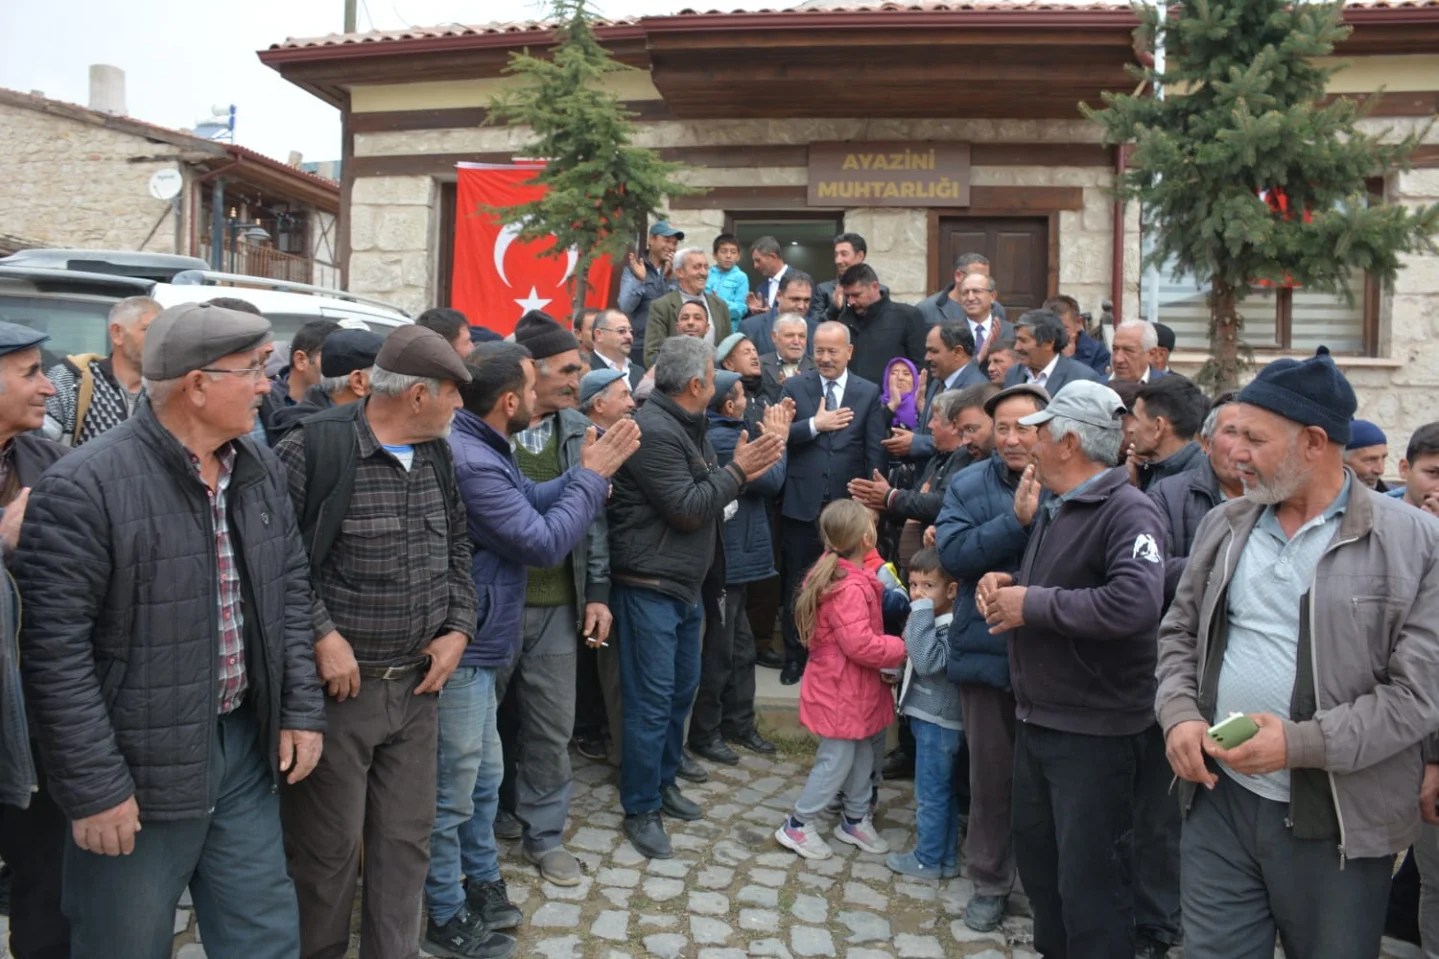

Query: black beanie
left=513, top=310, right=578, bottom=360
left=1236, top=346, right=1356, bottom=445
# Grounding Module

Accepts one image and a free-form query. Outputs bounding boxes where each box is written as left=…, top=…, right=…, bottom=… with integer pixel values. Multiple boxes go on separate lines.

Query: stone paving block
left=691, top=915, right=733, bottom=944
left=712, top=840, right=751, bottom=865
left=689, top=891, right=730, bottom=915
left=529, top=901, right=581, bottom=928
left=848, top=950, right=895, bottom=959
left=836, top=909, right=892, bottom=943
left=539, top=875, right=593, bottom=901
left=790, top=925, right=837, bottom=957
left=609, top=842, right=647, bottom=866
left=842, top=881, right=888, bottom=909
left=747, top=938, right=794, bottom=958
left=750, top=866, right=789, bottom=887
left=179, top=887, right=193, bottom=907
left=950, top=920, right=1007, bottom=946
left=173, top=909, right=190, bottom=935
left=892, top=933, right=946, bottom=958
left=792, top=893, right=828, bottom=924
left=639, top=913, right=678, bottom=929
left=806, top=855, right=844, bottom=876
left=642, top=933, right=689, bottom=958
left=596, top=866, right=640, bottom=887
left=591, top=910, right=629, bottom=941
left=737, top=883, right=779, bottom=907
left=597, top=886, right=632, bottom=909
left=698, top=950, right=748, bottom=959
left=531, top=935, right=581, bottom=958
left=642, top=876, right=685, bottom=901
left=850, top=861, right=891, bottom=883
left=568, top=826, right=618, bottom=852
left=176, top=945, right=206, bottom=959
left=739, top=908, right=782, bottom=933
left=646, top=856, right=693, bottom=878
left=893, top=879, right=938, bottom=901
left=696, top=865, right=734, bottom=888
left=968, top=950, right=1008, bottom=959
left=754, top=852, right=795, bottom=869
left=795, top=872, right=835, bottom=891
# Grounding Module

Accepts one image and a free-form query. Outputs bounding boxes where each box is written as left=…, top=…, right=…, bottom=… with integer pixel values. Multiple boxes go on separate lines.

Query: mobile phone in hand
left=1207, top=713, right=1260, bottom=750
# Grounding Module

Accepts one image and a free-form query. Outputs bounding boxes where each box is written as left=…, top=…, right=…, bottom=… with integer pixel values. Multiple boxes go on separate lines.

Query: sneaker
left=465, top=878, right=522, bottom=931
left=963, top=893, right=1008, bottom=933
left=524, top=846, right=582, bottom=887
left=422, top=906, right=516, bottom=959
left=833, top=815, right=889, bottom=854
left=774, top=818, right=833, bottom=860
left=492, top=808, right=522, bottom=841
left=885, top=849, right=947, bottom=880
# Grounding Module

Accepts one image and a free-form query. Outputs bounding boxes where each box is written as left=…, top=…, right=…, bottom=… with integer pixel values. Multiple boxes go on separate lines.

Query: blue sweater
left=448, top=410, right=609, bottom=669
left=706, top=264, right=750, bottom=327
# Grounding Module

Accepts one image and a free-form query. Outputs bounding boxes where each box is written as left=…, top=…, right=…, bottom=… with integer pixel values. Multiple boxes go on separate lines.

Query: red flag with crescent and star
left=451, top=162, right=614, bottom=335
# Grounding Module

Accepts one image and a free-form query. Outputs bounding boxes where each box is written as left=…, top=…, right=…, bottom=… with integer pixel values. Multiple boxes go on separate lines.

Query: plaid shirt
left=191, top=445, right=247, bottom=715
left=275, top=408, right=477, bottom=665
left=514, top=415, right=555, bottom=456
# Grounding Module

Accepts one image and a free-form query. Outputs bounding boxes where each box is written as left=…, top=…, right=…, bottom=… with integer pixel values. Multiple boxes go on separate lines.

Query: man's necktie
left=825, top=380, right=838, bottom=411
left=973, top=323, right=986, bottom=358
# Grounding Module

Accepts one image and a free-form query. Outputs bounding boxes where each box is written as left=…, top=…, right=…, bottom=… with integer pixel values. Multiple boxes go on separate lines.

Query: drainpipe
left=1110, top=143, right=1127, bottom=330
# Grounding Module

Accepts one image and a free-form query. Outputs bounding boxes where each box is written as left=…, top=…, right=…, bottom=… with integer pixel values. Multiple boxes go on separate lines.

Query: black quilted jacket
left=14, top=405, right=325, bottom=821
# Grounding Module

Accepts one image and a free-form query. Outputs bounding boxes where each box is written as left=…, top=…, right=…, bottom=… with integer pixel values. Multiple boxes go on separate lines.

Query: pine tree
left=485, top=0, right=694, bottom=310
left=1084, top=0, right=1439, bottom=392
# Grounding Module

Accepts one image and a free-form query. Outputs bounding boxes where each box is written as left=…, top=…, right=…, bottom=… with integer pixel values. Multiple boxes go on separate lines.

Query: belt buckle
left=381, top=663, right=413, bottom=680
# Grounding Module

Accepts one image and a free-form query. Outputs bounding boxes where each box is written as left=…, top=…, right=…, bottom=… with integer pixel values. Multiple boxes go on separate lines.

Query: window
left=1138, top=184, right=1382, bottom=356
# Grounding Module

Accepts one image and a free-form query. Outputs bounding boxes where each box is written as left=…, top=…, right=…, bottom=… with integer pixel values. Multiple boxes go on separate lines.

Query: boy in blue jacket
left=706, top=233, right=750, bottom=327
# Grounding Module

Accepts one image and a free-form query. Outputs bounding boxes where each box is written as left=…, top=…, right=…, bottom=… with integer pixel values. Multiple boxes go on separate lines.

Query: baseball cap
left=649, top=221, right=685, bottom=240
left=1019, top=380, right=1126, bottom=431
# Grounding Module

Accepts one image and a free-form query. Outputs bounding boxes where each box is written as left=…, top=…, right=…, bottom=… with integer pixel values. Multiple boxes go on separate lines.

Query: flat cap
left=0, top=320, right=49, bottom=358
left=376, top=325, right=472, bottom=383
left=716, top=332, right=748, bottom=365
left=1020, top=380, right=1126, bottom=431
left=580, top=368, right=626, bottom=407
left=1154, top=322, right=1177, bottom=352
left=709, top=370, right=743, bottom=411
left=143, top=302, right=271, bottom=380
left=983, top=382, right=1050, bottom=419
left=321, top=328, right=385, bottom=378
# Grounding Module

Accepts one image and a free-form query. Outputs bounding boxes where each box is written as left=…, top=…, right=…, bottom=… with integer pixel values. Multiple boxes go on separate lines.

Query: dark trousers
left=66, top=705, right=299, bottom=959
left=1012, top=722, right=1142, bottom=959
left=959, top=683, right=1017, bottom=898
left=745, top=502, right=783, bottom=658
left=690, top=584, right=756, bottom=744
left=574, top=634, right=607, bottom=742
left=282, top=677, right=437, bottom=959
left=1132, top=723, right=1182, bottom=947
left=614, top=584, right=702, bottom=814
left=779, top=516, right=824, bottom=665
left=0, top=771, right=69, bottom=959
left=1180, top=775, right=1391, bottom=959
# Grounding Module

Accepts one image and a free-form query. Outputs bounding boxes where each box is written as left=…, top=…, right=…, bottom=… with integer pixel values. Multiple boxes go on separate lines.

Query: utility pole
left=344, top=0, right=356, bottom=33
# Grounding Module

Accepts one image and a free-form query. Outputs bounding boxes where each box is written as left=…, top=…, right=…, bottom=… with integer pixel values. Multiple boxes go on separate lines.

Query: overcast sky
left=0, top=0, right=789, bottom=164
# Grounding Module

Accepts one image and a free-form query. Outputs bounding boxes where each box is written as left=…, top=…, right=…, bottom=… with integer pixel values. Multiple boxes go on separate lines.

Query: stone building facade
left=262, top=2, right=1439, bottom=460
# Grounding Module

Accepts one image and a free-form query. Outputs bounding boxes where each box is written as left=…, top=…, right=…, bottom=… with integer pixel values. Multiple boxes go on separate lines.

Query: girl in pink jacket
left=775, top=500, right=908, bottom=861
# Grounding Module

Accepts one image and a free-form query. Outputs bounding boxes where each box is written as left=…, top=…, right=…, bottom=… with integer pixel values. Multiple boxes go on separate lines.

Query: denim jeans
left=614, top=584, right=702, bottom=814
left=425, top=666, right=503, bottom=926
left=911, top=718, right=962, bottom=871
left=63, top=706, right=299, bottom=959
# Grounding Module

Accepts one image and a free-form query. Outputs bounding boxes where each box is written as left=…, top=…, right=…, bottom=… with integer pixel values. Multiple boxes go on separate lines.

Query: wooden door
left=936, top=216, right=1051, bottom=312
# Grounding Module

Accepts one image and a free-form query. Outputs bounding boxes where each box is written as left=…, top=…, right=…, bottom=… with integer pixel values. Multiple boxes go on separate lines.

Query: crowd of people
left=0, top=224, right=1434, bottom=959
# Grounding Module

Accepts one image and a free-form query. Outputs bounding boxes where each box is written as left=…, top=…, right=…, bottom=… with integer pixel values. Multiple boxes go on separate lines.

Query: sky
left=0, top=0, right=789, bottom=164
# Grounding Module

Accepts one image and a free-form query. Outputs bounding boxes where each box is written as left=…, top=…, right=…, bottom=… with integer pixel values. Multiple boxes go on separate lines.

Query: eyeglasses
left=598, top=326, right=633, bottom=336
left=201, top=365, right=269, bottom=381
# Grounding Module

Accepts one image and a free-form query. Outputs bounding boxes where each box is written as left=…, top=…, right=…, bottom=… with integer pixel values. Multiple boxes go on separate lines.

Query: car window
left=0, top=293, right=113, bottom=368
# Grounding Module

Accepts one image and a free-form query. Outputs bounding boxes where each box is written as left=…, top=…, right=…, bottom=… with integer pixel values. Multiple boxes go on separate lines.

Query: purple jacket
left=448, top=409, right=610, bottom=669
left=1013, top=467, right=1167, bottom=736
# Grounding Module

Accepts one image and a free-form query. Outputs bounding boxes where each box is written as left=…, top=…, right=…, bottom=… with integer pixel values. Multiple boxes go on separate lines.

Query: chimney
left=288, top=150, right=304, bottom=167
left=88, top=64, right=126, bottom=116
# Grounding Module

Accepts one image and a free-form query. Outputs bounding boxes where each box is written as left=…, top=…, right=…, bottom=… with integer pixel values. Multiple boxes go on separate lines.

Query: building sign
left=808, top=141, right=971, bottom=207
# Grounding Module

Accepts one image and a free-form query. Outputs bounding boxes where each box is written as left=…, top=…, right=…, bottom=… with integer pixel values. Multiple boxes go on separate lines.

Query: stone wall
left=0, top=103, right=190, bottom=253
left=347, top=175, right=438, bottom=316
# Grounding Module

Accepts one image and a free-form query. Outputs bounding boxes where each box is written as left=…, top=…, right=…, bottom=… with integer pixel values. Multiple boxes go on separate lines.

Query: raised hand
left=732, top=430, right=785, bottom=480
left=1014, top=464, right=1041, bottom=527
left=581, top=419, right=642, bottom=478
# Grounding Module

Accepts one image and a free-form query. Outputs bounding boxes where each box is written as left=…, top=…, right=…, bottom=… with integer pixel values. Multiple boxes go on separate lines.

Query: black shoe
left=689, top=738, right=740, bottom=765
left=660, top=783, right=703, bottom=821
left=624, top=810, right=673, bottom=859
left=573, top=733, right=608, bottom=762
left=756, top=647, right=784, bottom=669
left=881, top=747, right=915, bottom=781
left=492, top=808, right=522, bottom=841
left=423, top=906, right=517, bottom=959
left=728, top=728, right=777, bottom=755
left=676, top=750, right=709, bottom=783
left=1134, top=938, right=1171, bottom=959
left=465, top=878, right=523, bottom=931
left=779, top=661, right=803, bottom=685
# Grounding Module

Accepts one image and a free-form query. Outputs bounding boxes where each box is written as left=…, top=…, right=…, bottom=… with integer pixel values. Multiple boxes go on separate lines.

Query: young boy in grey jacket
left=888, top=547, right=963, bottom=879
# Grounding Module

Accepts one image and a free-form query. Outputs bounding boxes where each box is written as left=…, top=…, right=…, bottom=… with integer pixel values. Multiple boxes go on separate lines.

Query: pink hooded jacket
left=798, top=558, right=908, bottom=740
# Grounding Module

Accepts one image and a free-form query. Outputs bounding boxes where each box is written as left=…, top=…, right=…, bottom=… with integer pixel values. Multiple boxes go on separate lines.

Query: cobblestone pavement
left=159, top=747, right=1422, bottom=959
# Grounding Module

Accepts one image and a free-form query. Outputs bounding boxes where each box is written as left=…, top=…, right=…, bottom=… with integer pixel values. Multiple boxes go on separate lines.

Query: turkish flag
left=451, top=162, right=614, bottom=336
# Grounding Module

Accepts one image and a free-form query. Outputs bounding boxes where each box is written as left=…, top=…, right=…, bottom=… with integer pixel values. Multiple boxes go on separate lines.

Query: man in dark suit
left=590, top=308, right=644, bottom=389
left=1004, top=309, right=1105, bottom=394
left=742, top=271, right=816, bottom=356
left=643, top=248, right=733, bottom=366
left=759, top=313, right=815, bottom=405
left=835, top=263, right=928, bottom=385
left=776, top=321, right=887, bottom=684
left=883, top=321, right=989, bottom=464
left=814, top=232, right=878, bottom=322
left=1048, top=295, right=1111, bottom=377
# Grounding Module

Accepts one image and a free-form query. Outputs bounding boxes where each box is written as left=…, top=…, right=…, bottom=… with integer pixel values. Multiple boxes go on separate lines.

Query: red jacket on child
left=798, top=557, right=908, bottom=741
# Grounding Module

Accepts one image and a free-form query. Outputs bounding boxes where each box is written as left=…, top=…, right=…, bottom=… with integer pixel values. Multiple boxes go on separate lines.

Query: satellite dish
left=148, top=169, right=183, bottom=201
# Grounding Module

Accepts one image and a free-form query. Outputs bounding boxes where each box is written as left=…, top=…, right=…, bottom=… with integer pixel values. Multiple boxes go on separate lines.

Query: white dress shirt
left=1024, top=354, right=1061, bottom=387
left=808, top=369, right=850, bottom=438
left=766, top=264, right=789, bottom=308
